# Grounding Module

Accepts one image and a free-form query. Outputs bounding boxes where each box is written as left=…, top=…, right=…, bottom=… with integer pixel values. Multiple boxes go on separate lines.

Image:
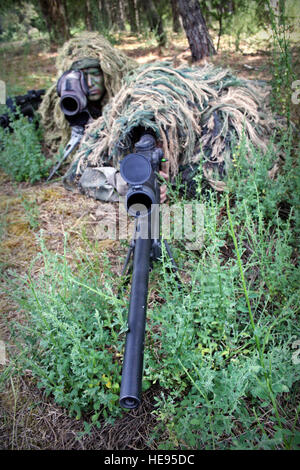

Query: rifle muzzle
left=119, top=395, right=140, bottom=409
left=126, top=185, right=156, bottom=217
left=57, top=70, right=89, bottom=116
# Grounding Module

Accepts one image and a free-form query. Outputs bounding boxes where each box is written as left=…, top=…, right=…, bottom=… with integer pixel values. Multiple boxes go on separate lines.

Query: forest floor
left=0, top=30, right=299, bottom=450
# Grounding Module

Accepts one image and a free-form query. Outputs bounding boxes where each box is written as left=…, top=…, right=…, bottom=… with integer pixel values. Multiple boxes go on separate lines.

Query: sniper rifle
left=119, top=132, right=180, bottom=409
left=0, top=89, right=45, bottom=130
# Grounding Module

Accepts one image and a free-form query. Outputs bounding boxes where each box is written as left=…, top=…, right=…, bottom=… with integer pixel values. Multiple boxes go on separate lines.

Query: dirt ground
left=0, top=30, right=299, bottom=450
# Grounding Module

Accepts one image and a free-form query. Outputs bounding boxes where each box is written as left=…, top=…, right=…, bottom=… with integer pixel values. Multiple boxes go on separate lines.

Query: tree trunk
left=170, top=0, right=181, bottom=33
left=134, top=0, right=141, bottom=33
left=138, top=0, right=166, bottom=47
left=110, top=0, right=125, bottom=31
left=176, top=0, right=216, bottom=61
left=99, top=0, right=111, bottom=30
left=127, top=0, right=138, bottom=33
left=38, top=0, right=70, bottom=45
left=119, top=0, right=126, bottom=31
left=85, top=0, right=93, bottom=31
left=217, top=15, right=222, bottom=51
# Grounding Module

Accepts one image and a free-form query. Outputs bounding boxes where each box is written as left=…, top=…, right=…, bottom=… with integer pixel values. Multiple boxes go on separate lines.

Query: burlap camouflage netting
left=39, top=32, right=279, bottom=193
left=72, top=61, right=278, bottom=191
left=38, top=32, right=137, bottom=153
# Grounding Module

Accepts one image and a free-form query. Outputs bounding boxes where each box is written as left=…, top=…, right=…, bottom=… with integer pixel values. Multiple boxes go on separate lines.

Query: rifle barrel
left=119, top=215, right=151, bottom=409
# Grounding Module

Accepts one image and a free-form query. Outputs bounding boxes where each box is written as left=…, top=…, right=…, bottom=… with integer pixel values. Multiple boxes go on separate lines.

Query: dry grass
left=0, top=373, right=160, bottom=450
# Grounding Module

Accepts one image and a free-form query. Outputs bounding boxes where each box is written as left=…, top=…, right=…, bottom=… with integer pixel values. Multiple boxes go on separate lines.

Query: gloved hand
left=159, top=159, right=169, bottom=203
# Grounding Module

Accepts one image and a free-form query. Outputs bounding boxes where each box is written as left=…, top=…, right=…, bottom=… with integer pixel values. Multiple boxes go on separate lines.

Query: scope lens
left=120, top=153, right=152, bottom=185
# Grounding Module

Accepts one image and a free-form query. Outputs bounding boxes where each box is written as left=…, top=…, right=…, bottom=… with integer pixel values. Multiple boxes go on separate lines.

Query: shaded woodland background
left=1, top=1, right=299, bottom=55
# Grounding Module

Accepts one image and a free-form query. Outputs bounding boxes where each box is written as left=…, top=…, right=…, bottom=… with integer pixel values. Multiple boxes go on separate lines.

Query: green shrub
left=11, top=238, right=127, bottom=423
left=4, top=123, right=300, bottom=448
left=0, top=112, right=51, bottom=183
left=148, top=131, right=300, bottom=449
left=267, top=0, right=296, bottom=122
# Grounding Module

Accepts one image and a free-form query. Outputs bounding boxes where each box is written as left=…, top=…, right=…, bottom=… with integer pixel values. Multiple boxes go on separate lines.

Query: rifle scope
left=120, top=134, right=163, bottom=217
left=0, top=89, right=45, bottom=131
left=57, top=70, right=89, bottom=116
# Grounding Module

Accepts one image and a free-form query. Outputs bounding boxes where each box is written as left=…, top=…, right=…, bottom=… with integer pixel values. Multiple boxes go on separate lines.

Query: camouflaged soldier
left=41, top=34, right=277, bottom=204
left=56, top=57, right=108, bottom=189
left=39, top=32, right=137, bottom=201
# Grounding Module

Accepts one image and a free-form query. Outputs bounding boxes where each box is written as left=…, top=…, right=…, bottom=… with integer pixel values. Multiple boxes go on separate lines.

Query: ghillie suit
left=70, top=62, right=277, bottom=199
left=38, top=32, right=137, bottom=154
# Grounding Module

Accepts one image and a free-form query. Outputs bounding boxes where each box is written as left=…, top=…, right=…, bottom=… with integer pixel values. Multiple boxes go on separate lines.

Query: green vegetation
left=4, top=128, right=299, bottom=448
left=268, top=0, right=296, bottom=121
left=149, top=134, right=300, bottom=449
left=0, top=112, right=51, bottom=183
left=0, top=0, right=299, bottom=452
left=10, top=239, right=124, bottom=425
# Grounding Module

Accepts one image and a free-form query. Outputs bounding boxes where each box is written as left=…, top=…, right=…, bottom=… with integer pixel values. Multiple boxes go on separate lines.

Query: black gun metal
left=0, top=89, right=45, bottom=130
left=119, top=133, right=180, bottom=409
